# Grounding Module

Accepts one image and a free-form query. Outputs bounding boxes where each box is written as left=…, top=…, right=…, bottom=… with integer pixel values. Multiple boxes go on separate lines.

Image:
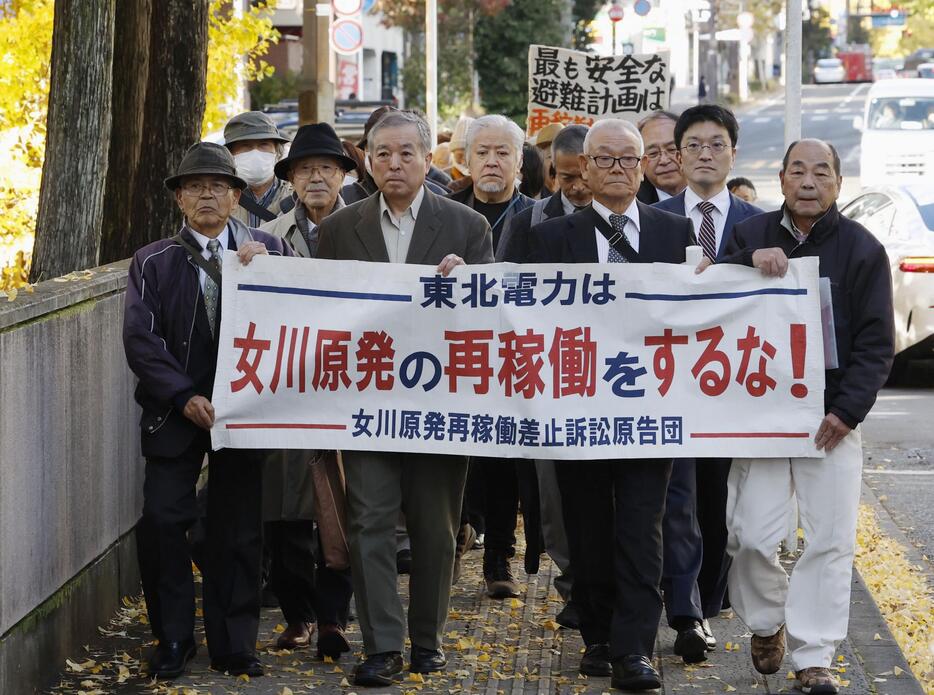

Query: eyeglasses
left=588, top=155, right=641, bottom=170
left=292, top=163, right=339, bottom=179
left=680, top=141, right=731, bottom=156
left=181, top=181, right=235, bottom=197
left=644, top=145, right=679, bottom=161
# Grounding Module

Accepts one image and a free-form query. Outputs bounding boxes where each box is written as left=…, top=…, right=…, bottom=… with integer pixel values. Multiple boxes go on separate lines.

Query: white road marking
left=836, top=83, right=868, bottom=112
left=815, top=109, right=829, bottom=114
left=753, top=117, right=772, bottom=123
left=865, top=469, right=934, bottom=476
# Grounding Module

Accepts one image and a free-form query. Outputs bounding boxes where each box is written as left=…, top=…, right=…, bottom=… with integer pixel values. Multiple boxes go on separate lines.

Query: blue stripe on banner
left=238, top=284, right=413, bottom=302
left=624, top=288, right=807, bottom=301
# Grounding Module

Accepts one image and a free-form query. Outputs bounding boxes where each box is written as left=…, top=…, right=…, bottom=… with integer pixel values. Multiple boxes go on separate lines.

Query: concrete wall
left=0, top=261, right=143, bottom=692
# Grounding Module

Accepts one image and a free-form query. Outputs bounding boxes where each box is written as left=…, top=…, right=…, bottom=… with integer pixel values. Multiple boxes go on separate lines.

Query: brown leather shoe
left=317, top=623, right=351, bottom=660
left=751, top=625, right=786, bottom=675
left=276, top=621, right=314, bottom=649
left=796, top=666, right=839, bottom=694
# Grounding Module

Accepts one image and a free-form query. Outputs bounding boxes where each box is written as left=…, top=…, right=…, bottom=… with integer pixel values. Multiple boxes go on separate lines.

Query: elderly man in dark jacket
left=123, top=143, right=292, bottom=681
left=260, top=123, right=357, bottom=658
left=447, top=114, right=535, bottom=599
left=705, top=139, right=894, bottom=695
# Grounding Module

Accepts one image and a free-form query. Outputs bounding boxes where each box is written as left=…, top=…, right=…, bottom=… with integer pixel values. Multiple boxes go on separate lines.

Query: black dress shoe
left=147, top=639, right=196, bottom=679
left=556, top=601, right=581, bottom=630
left=611, top=655, right=661, bottom=691
left=397, top=548, right=412, bottom=575
left=701, top=619, right=717, bottom=651
left=228, top=653, right=264, bottom=677
left=211, top=653, right=264, bottom=677
left=353, top=652, right=404, bottom=687
left=410, top=645, right=447, bottom=673
left=579, top=643, right=612, bottom=676
left=674, top=622, right=708, bottom=664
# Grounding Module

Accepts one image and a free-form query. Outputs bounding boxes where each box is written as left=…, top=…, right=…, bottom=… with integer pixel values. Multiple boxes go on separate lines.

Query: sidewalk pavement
left=45, top=495, right=923, bottom=695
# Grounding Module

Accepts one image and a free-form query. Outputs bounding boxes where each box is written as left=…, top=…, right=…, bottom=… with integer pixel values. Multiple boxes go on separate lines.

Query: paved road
left=732, top=83, right=869, bottom=211
left=862, top=366, right=934, bottom=573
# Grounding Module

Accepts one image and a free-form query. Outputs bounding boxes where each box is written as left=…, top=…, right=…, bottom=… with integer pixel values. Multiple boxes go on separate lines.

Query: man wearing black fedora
left=258, top=123, right=357, bottom=658
left=123, top=142, right=293, bottom=680
left=261, top=122, right=356, bottom=255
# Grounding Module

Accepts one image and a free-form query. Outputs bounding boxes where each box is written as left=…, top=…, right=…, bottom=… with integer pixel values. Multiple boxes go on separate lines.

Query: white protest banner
left=526, top=44, right=670, bottom=137
left=211, top=257, right=825, bottom=460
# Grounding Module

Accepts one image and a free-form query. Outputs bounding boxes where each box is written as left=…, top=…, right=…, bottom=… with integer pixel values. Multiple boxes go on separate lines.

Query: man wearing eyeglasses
left=636, top=111, right=686, bottom=204
left=652, top=104, right=764, bottom=665
left=259, top=123, right=357, bottom=660
left=124, top=142, right=293, bottom=680
left=529, top=119, right=695, bottom=691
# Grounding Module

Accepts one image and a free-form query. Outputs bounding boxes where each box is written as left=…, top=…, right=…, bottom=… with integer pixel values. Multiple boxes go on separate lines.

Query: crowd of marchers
left=122, top=102, right=895, bottom=695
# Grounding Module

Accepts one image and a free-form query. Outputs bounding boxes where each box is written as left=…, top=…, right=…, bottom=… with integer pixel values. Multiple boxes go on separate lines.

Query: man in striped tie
left=652, top=104, right=764, bottom=664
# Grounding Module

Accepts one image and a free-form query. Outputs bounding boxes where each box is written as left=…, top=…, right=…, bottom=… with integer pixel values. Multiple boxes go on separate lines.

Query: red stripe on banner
left=690, top=432, right=810, bottom=439
left=226, top=423, right=347, bottom=430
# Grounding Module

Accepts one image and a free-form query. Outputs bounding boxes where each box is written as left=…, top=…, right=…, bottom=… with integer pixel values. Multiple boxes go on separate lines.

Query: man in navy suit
left=529, top=119, right=695, bottom=691
left=652, top=104, right=764, bottom=663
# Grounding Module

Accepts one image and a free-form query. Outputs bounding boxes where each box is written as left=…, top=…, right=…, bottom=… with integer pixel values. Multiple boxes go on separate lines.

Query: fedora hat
left=164, top=141, right=248, bottom=192
left=224, top=111, right=290, bottom=147
left=274, top=123, right=357, bottom=180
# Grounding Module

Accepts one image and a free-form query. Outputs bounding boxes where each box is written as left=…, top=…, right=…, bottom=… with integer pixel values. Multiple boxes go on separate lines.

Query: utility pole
left=426, top=0, right=438, bottom=147
left=299, top=0, right=335, bottom=125
left=784, top=0, right=802, bottom=147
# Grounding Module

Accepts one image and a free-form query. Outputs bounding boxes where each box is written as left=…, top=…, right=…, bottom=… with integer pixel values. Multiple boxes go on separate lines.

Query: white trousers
left=726, top=428, right=862, bottom=670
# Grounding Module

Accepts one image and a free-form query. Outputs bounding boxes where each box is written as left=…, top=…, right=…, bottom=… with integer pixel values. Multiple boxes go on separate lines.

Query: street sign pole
left=608, top=2, right=623, bottom=56
left=784, top=0, right=802, bottom=147
left=426, top=0, right=438, bottom=148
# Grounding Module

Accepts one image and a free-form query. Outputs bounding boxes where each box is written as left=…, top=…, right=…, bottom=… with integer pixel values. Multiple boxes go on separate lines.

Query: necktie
left=203, top=239, right=222, bottom=338
left=697, top=201, right=718, bottom=261
left=607, top=214, right=631, bottom=264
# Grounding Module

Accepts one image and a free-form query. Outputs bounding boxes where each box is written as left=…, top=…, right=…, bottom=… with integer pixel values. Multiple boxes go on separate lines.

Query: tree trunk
left=98, top=0, right=152, bottom=265
left=127, top=0, right=209, bottom=254
left=29, top=0, right=116, bottom=282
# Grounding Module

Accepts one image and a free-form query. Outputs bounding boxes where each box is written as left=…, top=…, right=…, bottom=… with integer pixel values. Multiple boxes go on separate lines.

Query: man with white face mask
left=224, top=111, right=293, bottom=227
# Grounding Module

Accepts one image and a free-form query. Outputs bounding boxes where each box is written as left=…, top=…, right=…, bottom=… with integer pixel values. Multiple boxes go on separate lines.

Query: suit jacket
left=652, top=190, right=764, bottom=260
left=528, top=200, right=695, bottom=265
left=318, top=185, right=494, bottom=266
left=636, top=178, right=660, bottom=205
left=499, top=192, right=566, bottom=263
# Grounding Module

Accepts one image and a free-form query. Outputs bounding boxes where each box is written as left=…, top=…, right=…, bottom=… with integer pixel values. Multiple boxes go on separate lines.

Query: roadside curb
left=850, top=482, right=928, bottom=694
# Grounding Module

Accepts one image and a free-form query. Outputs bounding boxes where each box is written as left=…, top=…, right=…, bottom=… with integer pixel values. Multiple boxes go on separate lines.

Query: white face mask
left=234, top=149, right=276, bottom=187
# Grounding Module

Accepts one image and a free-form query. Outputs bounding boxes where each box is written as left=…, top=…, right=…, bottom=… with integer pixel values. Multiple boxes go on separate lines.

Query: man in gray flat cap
left=224, top=111, right=293, bottom=227
left=124, top=142, right=293, bottom=681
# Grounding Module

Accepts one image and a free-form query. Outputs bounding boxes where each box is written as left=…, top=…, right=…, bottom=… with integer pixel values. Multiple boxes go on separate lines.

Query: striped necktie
left=203, top=239, right=222, bottom=338
left=697, top=201, right=718, bottom=261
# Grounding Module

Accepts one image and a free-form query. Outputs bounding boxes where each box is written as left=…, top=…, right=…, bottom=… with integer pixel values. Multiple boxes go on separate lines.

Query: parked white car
left=855, top=79, right=934, bottom=187
left=840, top=185, right=934, bottom=379
left=813, top=58, right=845, bottom=83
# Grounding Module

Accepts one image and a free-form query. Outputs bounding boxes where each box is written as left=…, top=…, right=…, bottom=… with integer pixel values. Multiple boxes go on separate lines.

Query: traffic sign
left=633, top=0, right=651, bottom=16
left=608, top=4, right=624, bottom=22
left=332, top=0, right=362, bottom=15
left=331, top=17, right=363, bottom=55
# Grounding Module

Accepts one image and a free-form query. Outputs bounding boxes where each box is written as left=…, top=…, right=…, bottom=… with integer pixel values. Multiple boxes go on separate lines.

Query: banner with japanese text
left=527, top=44, right=671, bottom=137
left=211, top=256, right=825, bottom=459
